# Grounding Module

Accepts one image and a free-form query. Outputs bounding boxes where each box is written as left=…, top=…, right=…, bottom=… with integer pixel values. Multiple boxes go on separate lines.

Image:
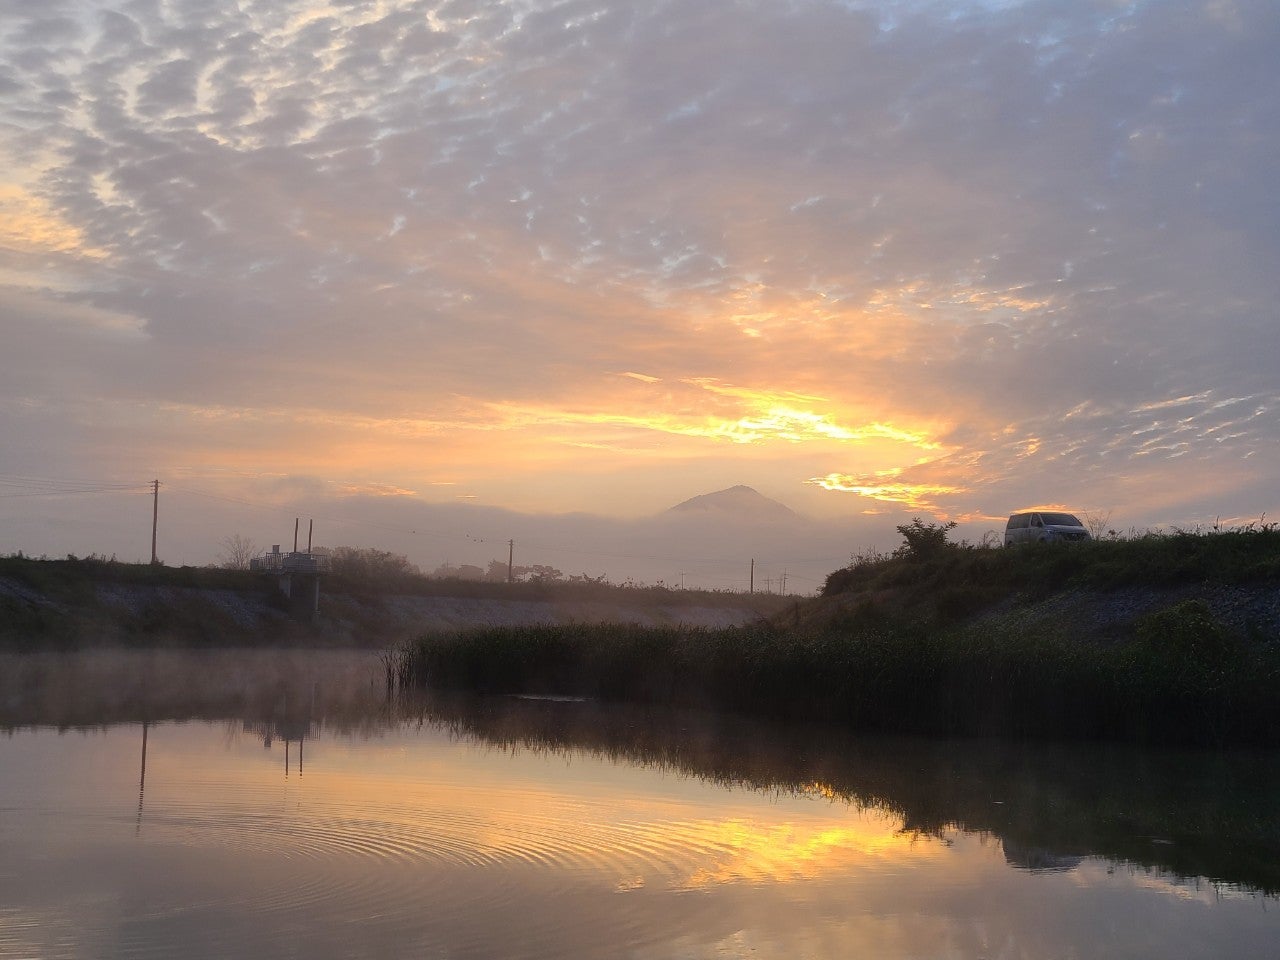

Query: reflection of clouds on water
left=3, top=648, right=1280, bottom=902
left=2, top=702, right=1279, bottom=959
left=677, top=817, right=943, bottom=889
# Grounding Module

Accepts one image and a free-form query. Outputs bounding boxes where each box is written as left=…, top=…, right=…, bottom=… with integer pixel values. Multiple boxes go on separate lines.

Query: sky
left=1, top=0, right=1277, bottom=590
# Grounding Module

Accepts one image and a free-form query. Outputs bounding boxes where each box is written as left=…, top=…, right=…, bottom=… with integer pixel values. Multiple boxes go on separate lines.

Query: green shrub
left=893, top=517, right=958, bottom=562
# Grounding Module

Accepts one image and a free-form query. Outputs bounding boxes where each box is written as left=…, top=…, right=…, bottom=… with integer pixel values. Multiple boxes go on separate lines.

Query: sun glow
left=491, top=379, right=943, bottom=453
left=806, top=472, right=961, bottom=512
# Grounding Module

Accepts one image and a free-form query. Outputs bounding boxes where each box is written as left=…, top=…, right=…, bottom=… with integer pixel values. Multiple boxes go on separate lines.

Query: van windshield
left=1040, top=512, right=1082, bottom=526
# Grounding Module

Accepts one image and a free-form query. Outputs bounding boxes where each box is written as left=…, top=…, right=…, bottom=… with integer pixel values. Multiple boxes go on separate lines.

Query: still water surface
left=2, top=649, right=1278, bottom=959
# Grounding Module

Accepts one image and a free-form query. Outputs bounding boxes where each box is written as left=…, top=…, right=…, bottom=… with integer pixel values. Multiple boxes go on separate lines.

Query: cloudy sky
left=1, top=0, right=1277, bottom=586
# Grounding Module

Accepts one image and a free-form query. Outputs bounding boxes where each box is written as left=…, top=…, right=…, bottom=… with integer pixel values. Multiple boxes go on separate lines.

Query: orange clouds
left=806, top=472, right=962, bottom=513
left=483, top=378, right=944, bottom=458
left=0, top=185, right=107, bottom=259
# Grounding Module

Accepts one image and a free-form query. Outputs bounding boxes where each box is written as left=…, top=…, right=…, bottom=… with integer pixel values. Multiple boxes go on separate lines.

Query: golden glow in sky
left=0, top=0, right=1277, bottom=570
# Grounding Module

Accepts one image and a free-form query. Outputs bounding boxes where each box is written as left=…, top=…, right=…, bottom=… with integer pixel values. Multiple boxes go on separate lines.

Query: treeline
left=323, top=546, right=596, bottom=590
left=217, top=539, right=683, bottom=593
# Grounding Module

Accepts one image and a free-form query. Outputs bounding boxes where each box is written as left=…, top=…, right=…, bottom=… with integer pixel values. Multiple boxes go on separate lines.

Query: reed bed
left=392, top=602, right=1280, bottom=746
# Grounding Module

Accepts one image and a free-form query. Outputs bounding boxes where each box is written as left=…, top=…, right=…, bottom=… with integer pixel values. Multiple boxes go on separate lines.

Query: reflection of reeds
left=412, top=692, right=1280, bottom=897
left=395, top=611, right=1280, bottom=747
left=5, top=647, right=1278, bottom=896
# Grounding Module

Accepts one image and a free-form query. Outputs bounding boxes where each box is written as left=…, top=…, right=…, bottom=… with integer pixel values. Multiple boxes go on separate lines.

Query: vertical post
left=150, top=479, right=160, bottom=565
left=749, top=558, right=754, bottom=594
left=307, top=519, right=313, bottom=553
left=136, top=720, right=148, bottom=835
left=293, top=518, right=299, bottom=553
left=507, top=539, right=514, bottom=583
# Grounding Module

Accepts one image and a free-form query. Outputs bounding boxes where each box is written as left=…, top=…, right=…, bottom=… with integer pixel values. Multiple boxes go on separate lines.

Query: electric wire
left=4, top=474, right=845, bottom=590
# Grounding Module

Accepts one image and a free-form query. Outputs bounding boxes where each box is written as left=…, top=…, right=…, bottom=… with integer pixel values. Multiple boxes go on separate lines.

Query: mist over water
left=2, top=650, right=1278, bottom=959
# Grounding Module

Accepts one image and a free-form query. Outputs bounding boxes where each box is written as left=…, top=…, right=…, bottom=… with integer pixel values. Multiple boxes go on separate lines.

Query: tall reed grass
left=392, top=604, right=1280, bottom=746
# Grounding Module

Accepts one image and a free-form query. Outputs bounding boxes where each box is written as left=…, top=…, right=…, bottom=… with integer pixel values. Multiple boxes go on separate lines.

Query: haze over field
left=2, top=0, right=1277, bottom=587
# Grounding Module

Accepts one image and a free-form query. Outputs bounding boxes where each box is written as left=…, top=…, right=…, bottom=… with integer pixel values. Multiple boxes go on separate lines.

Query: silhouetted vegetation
left=822, top=522, right=1280, bottom=599
left=394, top=615, right=1280, bottom=746
left=394, top=525, right=1280, bottom=747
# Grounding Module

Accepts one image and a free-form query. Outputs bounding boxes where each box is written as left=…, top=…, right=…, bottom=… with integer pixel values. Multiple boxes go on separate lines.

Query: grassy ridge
left=821, top=526, right=1280, bottom=599
left=396, top=528, right=1280, bottom=746
left=0, top=554, right=789, bottom=649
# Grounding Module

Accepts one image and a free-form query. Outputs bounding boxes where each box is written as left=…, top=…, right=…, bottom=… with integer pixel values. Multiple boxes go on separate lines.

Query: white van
left=1004, top=511, right=1090, bottom=546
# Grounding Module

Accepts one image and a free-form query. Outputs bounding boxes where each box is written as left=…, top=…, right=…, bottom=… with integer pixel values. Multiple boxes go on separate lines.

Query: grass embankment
left=0, top=554, right=787, bottom=649
left=394, top=528, right=1280, bottom=746
left=0, top=554, right=284, bottom=648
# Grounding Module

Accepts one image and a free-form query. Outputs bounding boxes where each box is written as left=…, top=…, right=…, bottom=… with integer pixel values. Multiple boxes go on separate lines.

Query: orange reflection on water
left=676, top=814, right=940, bottom=889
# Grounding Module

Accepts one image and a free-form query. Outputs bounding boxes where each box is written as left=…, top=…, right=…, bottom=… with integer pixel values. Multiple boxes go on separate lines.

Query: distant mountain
left=664, top=485, right=801, bottom=522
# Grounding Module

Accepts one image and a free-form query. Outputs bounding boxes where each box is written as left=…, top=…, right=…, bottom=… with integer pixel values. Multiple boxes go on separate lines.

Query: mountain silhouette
left=664, top=485, right=801, bottom=522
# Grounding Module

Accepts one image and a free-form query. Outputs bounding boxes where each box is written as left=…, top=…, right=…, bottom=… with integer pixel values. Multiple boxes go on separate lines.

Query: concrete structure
left=251, top=545, right=329, bottom=619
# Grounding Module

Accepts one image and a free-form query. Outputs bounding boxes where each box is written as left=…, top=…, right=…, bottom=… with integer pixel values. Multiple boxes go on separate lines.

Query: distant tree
left=523, top=564, right=563, bottom=583
left=217, top=534, right=258, bottom=570
left=893, top=517, right=958, bottom=561
left=428, top=562, right=486, bottom=581
left=327, top=546, right=422, bottom=584
left=479, top=559, right=565, bottom=583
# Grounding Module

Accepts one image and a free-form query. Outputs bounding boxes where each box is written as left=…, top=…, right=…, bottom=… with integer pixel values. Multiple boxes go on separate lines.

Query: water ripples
left=110, top=740, right=748, bottom=958
left=139, top=789, right=728, bottom=888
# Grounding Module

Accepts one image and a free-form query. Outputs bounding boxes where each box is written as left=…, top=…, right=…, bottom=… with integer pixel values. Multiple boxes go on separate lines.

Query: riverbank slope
left=396, top=529, right=1280, bottom=745
left=0, top=556, right=788, bottom=649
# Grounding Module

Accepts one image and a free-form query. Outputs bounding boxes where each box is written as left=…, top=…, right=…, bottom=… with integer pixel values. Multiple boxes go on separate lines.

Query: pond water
left=2, top=649, right=1278, bottom=959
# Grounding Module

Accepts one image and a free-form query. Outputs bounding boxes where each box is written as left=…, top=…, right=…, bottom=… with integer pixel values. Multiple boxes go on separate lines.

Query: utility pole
left=749, top=558, right=754, bottom=594
left=150, top=479, right=160, bottom=565
left=508, top=539, right=514, bottom=583
left=781, top=570, right=788, bottom=594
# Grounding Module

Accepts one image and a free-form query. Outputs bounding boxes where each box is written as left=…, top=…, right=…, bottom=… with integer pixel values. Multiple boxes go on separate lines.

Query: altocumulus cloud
left=0, top=0, right=1278, bottom=564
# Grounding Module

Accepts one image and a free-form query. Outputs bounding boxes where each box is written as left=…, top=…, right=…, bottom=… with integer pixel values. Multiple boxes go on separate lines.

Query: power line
left=0, top=474, right=150, bottom=498
left=6, top=474, right=836, bottom=587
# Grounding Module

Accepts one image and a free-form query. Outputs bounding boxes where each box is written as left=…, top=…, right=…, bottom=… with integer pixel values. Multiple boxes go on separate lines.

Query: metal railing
left=250, top=550, right=330, bottom=574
